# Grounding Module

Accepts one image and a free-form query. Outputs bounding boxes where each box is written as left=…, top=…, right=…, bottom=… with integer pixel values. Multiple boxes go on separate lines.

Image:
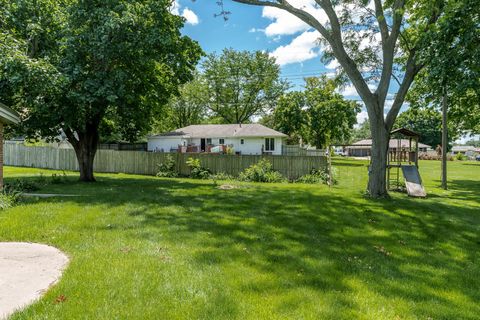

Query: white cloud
left=182, top=8, right=199, bottom=25
left=261, top=1, right=328, bottom=37
left=338, top=83, right=376, bottom=97
left=325, top=59, right=340, bottom=70
left=270, top=31, right=322, bottom=66
left=169, top=1, right=199, bottom=26
left=170, top=0, right=180, bottom=15
left=356, top=111, right=369, bottom=124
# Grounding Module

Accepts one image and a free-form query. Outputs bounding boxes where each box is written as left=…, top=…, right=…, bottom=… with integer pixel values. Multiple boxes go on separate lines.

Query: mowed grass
left=1, top=160, right=479, bottom=319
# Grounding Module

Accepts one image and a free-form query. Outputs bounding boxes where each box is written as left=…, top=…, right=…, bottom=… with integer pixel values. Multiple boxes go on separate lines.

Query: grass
left=1, top=160, right=479, bottom=319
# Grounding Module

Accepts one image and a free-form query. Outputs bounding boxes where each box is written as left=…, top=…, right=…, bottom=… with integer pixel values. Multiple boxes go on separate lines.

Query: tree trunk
left=368, top=121, right=390, bottom=197
left=70, top=125, right=99, bottom=182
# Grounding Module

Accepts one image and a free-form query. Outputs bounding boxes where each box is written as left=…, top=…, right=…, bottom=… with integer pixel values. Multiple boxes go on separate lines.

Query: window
left=219, top=138, right=225, bottom=145
left=265, top=138, right=275, bottom=151
left=206, top=138, right=212, bottom=145
left=240, top=139, right=244, bottom=145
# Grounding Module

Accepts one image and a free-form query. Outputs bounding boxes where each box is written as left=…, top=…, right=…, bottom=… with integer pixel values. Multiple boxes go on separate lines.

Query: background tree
left=164, top=76, right=209, bottom=129
left=394, top=108, right=459, bottom=150
left=351, top=120, right=371, bottom=142
left=202, top=49, right=288, bottom=124
left=407, top=0, right=480, bottom=135
left=0, top=0, right=202, bottom=181
left=303, top=77, right=360, bottom=149
left=271, top=92, right=305, bottom=144
left=221, top=0, right=450, bottom=197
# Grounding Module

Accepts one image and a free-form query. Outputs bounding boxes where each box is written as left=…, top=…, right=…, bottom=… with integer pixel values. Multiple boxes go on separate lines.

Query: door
left=201, top=138, right=206, bottom=152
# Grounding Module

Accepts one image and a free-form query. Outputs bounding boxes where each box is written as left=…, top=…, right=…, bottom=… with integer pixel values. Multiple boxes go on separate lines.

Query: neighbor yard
left=1, top=159, right=479, bottom=319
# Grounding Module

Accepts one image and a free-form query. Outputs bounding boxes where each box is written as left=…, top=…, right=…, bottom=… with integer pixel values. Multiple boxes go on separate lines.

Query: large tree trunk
left=68, top=124, right=99, bottom=182
left=368, top=121, right=390, bottom=197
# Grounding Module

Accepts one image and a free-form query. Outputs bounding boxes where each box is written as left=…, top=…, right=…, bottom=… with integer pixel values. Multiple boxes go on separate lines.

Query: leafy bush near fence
left=0, top=186, right=22, bottom=210
left=156, top=154, right=178, bottom=177
left=210, top=172, right=235, bottom=181
left=455, top=153, right=467, bottom=161
left=238, top=159, right=285, bottom=183
left=296, top=168, right=337, bottom=185
left=186, top=157, right=211, bottom=179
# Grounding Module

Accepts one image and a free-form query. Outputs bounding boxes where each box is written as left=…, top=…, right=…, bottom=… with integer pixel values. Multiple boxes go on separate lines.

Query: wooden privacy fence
left=4, top=144, right=327, bottom=180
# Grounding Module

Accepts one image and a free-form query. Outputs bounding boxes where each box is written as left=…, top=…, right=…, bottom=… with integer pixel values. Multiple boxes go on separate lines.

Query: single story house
left=148, top=124, right=287, bottom=155
left=0, top=102, right=20, bottom=188
left=451, top=145, right=479, bottom=155
left=346, top=139, right=432, bottom=157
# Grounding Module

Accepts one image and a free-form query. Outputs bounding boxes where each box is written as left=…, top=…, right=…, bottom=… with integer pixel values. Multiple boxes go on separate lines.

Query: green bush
left=156, top=154, right=178, bottom=177
left=50, top=171, right=68, bottom=184
left=210, top=172, right=235, bottom=181
left=296, top=167, right=336, bottom=185
left=186, top=157, right=210, bottom=179
left=455, top=152, right=466, bottom=161
left=0, top=187, right=22, bottom=210
left=5, top=179, right=41, bottom=192
left=238, top=159, right=285, bottom=183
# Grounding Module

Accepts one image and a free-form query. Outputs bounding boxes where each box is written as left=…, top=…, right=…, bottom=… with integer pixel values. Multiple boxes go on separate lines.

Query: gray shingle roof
left=151, top=124, right=287, bottom=138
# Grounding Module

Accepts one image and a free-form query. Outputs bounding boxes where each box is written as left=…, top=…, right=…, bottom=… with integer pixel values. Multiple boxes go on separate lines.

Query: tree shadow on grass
left=10, top=174, right=480, bottom=319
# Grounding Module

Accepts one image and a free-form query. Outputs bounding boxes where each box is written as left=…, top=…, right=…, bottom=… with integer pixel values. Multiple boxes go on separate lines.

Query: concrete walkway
left=0, top=242, right=69, bottom=319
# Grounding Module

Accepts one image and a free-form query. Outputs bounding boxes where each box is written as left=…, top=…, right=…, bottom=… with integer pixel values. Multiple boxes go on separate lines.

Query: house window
left=206, top=138, right=212, bottom=145
left=265, top=138, right=275, bottom=151
left=219, top=138, right=225, bottom=145
left=240, top=139, right=244, bottom=145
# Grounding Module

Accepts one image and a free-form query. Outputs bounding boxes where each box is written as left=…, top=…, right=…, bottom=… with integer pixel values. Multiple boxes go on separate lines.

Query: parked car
left=476, top=155, right=480, bottom=161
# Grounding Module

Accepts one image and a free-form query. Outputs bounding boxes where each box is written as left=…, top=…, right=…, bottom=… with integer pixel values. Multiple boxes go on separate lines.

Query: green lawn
left=1, top=160, right=479, bottom=319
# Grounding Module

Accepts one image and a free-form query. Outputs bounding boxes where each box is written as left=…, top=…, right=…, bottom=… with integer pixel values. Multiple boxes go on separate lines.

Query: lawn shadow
left=9, top=173, right=480, bottom=318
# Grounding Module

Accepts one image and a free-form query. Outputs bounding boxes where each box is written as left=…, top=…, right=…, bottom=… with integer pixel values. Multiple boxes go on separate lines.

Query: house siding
left=147, top=136, right=283, bottom=155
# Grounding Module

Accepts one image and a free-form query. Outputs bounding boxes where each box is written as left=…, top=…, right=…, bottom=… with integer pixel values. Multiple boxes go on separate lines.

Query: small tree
left=304, top=77, right=360, bottom=149
left=202, top=49, right=288, bottom=124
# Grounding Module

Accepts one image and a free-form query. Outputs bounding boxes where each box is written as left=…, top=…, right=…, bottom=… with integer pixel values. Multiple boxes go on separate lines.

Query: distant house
left=451, top=145, right=479, bottom=155
left=346, top=139, right=432, bottom=157
left=147, top=124, right=287, bottom=155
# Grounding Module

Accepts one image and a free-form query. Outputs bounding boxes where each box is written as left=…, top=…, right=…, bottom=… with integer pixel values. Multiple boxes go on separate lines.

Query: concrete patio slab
left=0, top=242, right=69, bottom=319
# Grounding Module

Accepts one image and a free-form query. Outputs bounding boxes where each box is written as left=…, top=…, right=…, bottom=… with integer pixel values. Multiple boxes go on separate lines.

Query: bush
left=0, top=187, right=22, bottom=210
left=186, top=157, right=210, bottom=179
left=238, top=159, right=285, bottom=183
left=50, top=171, right=68, bottom=184
left=455, top=152, right=466, bottom=161
left=296, top=167, right=336, bottom=185
left=4, top=179, right=41, bottom=192
left=156, top=154, right=178, bottom=177
left=210, top=172, right=235, bottom=181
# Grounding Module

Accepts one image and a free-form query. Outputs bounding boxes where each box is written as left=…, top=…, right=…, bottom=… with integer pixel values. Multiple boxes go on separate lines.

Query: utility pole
left=441, top=84, right=448, bottom=190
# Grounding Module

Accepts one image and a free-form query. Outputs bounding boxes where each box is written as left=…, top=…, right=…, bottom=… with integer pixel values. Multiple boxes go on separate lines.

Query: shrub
left=186, top=157, right=210, bottom=179
left=238, top=159, right=285, bottom=183
left=156, top=154, right=178, bottom=177
left=51, top=171, right=68, bottom=184
left=296, top=167, right=336, bottom=185
left=0, top=187, right=22, bottom=210
left=455, top=152, right=466, bottom=161
left=210, top=172, right=235, bottom=181
left=4, top=179, right=41, bottom=192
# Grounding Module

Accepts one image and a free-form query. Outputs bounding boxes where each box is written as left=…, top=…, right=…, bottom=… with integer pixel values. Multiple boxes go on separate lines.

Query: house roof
left=150, top=124, right=287, bottom=139
left=452, top=145, right=477, bottom=152
left=347, top=139, right=431, bottom=150
left=391, top=127, right=420, bottom=137
left=0, top=102, right=20, bottom=125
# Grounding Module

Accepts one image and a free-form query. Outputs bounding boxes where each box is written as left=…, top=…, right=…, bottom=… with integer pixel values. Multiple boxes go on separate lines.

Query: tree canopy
left=202, top=49, right=288, bottom=124
left=268, top=76, right=360, bottom=149
left=0, top=0, right=202, bottom=181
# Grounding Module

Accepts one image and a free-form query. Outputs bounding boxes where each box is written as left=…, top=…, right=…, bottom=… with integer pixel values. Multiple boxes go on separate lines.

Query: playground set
left=387, top=128, right=427, bottom=197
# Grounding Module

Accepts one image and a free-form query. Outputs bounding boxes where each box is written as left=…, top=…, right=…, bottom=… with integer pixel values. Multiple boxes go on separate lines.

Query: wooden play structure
left=387, top=128, right=426, bottom=197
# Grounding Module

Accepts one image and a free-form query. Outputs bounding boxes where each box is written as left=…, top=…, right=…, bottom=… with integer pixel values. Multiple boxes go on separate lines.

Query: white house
left=147, top=124, right=287, bottom=155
